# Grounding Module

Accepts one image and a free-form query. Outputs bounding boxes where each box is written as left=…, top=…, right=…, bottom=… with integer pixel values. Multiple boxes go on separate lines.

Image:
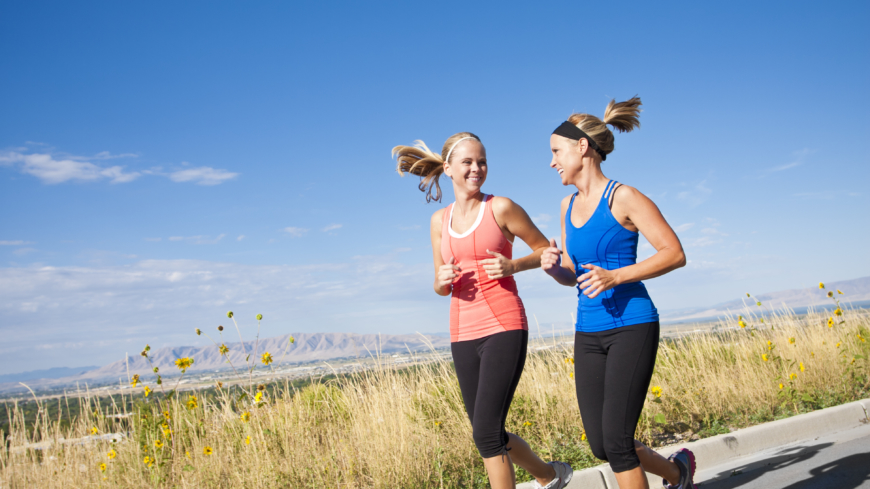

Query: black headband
left=552, top=121, right=607, bottom=161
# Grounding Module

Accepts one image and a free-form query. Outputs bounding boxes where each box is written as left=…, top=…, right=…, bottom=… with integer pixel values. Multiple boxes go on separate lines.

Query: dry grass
left=2, top=304, right=869, bottom=488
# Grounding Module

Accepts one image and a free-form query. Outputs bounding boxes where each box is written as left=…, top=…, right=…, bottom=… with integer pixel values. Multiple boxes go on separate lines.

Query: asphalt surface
left=699, top=423, right=870, bottom=489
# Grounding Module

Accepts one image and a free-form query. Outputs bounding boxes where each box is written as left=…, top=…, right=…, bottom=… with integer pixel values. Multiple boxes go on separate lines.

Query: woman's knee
left=603, top=436, right=640, bottom=472
left=472, top=427, right=508, bottom=458
left=586, top=433, right=608, bottom=461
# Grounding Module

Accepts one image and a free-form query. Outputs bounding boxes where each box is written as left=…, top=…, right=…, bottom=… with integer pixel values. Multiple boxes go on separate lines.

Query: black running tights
left=452, top=329, right=528, bottom=458
left=574, top=321, right=659, bottom=473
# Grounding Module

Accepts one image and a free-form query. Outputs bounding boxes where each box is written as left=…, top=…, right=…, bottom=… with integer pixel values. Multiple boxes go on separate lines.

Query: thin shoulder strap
left=608, top=183, right=623, bottom=210
left=566, top=192, right=578, bottom=225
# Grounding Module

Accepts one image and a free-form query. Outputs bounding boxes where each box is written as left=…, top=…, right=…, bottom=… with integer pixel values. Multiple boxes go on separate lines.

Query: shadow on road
left=701, top=442, right=870, bottom=488
left=700, top=443, right=830, bottom=488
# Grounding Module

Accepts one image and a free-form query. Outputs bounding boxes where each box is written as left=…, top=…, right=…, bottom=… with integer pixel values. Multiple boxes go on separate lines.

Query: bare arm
left=430, top=209, right=460, bottom=296
left=480, top=197, right=550, bottom=280
left=578, top=186, right=686, bottom=298
left=542, top=194, right=579, bottom=286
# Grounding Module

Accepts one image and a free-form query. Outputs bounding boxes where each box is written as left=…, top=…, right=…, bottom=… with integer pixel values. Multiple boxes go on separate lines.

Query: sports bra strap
left=608, top=183, right=623, bottom=210
left=567, top=192, right=578, bottom=218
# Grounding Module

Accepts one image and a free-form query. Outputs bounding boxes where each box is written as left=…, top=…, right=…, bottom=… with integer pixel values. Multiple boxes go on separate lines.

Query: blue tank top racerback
left=565, top=180, right=659, bottom=332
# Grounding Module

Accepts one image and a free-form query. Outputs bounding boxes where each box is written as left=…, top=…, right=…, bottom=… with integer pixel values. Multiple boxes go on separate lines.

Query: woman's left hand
left=577, top=264, right=620, bottom=298
left=480, top=249, right=516, bottom=280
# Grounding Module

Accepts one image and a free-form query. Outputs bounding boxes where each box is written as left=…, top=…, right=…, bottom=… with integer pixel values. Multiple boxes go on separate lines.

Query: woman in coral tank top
left=394, top=133, right=573, bottom=489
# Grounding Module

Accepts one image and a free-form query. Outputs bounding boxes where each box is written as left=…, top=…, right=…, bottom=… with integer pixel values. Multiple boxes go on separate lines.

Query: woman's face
left=549, top=134, right=583, bottom=185
left=444, top=140, right=487, bottom=194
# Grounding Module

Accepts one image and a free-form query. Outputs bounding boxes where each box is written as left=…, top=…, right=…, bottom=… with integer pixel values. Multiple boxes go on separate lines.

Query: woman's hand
left=541, top=238, right=562, bottom=275
left=480, top=249, right=516, bottom=280
left=438, top=257, right=462, bottom=289
left=577, top=264, right=620, bottom=298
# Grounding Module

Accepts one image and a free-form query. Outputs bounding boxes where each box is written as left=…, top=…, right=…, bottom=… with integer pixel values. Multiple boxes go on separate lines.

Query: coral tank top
left=440, top=195, right=528, bottom=342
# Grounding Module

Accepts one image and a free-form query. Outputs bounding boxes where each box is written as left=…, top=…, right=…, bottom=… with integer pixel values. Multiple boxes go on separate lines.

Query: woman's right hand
left=541, top=238, right=562, bottom=275
left=438, top=257, right=462, bottom=289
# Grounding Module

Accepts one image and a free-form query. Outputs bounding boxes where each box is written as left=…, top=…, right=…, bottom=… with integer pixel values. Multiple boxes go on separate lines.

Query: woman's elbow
left=674, top=249, right=687, bottom=269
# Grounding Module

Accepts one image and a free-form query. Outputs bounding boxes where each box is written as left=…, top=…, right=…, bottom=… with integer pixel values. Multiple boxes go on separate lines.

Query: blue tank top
left=565, top=180, right=659, bottom=332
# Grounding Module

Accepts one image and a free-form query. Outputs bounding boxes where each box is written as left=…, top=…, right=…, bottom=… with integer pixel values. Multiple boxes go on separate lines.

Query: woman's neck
left=570, top=159, right=608, bottom=199
left=453, top=188, right=484, bottom=216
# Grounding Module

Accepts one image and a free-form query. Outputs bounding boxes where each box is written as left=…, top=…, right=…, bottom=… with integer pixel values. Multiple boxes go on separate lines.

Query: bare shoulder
left=560, top=193, right=574, bottom=211
left=430, top=206, right=448, bottom=227
left=490, top=195, right=517, bottom=214
left=612, top=184, right=649, bottom=206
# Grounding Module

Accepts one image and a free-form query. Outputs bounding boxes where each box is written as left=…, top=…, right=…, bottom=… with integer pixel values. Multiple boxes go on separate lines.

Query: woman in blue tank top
left=541, top=97, right=697, bottom=489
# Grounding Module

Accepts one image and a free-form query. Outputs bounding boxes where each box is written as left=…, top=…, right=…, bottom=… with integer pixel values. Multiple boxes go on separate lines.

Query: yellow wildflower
left=739, top=320, right=746, bottom=328
left=837, top=289, right=843, bottom=294
left=90, top=427, right=98, bottom=435
left=203, top=446, right=213, bottom=456
left=143, top=456, right=154, bottom=468
left=240, top=411, right=251, bottom=423
left=99, top=462, right=107, bottom=472
left=819, top=282, right=824, bottom=289
left=569, top=372, right=574, bottom=379
left=154, top=440, right=163, bottom=449
left=187, top=395, right=198, bottom=410
left=175, top=357, right=194, bottom=372
left=828, top=317, right=834, bottom=328
left=834, top=308, right=842, bottom=316
left=163, top=411, right=170, bottom=419
left=107, top=449, right=116, bottom=460
left=789, top=373, right=797, bottom=380
left=836, top=342, right=841, bottom=348
left=827, top=291, right=834, bottom=298
left=185, top=451, right=191, bottom=459
left=799, top=362, right=805, bottom=372
left=811, top=351, right=815, bottom=357
left=778, top=383, right=784, bottom=389
left=851, top=357, right=856, bottom=364
left=130, top=374, right=140, bottom=387
left=254, top=392, right=263, bottom=403
left=245, top=435, right=252, bottom=445
left=788, top=337, right=795, bottom=345
left=143, top=386, right=151, bottom=397
left=219, top=344, right=229, bottom=355
left=261, top=352, right=273, bottom=366
left=581, top=431, right=587, bottom=441
left=163, top=428, right=172, bottom=438
left=523, top=421, right=533, bottom=427
left=650, top=386, right=663, bottom=398
left=762, top=354, right=768, bottom=362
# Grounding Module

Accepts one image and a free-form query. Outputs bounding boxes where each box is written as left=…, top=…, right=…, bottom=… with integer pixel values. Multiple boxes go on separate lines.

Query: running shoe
left=534, top=461, right=573, bottom=489
left=663, top=448, right=697, bottom=489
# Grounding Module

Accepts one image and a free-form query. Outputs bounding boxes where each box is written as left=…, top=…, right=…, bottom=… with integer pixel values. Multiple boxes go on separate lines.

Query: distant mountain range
left=0, top=333, right=449, bottom=390
left=660, top=276, right=870, bottom=323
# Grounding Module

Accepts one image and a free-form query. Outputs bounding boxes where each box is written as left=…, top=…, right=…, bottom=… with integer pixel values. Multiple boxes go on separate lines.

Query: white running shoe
left=533, top=461, right=574, bottom=489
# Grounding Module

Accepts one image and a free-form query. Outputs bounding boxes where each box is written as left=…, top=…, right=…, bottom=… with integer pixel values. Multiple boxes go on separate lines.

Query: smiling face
left=549, top=134, right=586, bottom=185
left=444, top=139, right=487, bottom=194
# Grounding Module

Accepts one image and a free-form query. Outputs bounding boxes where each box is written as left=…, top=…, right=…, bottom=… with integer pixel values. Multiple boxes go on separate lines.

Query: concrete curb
left=517, top=398, right=870, bottom=489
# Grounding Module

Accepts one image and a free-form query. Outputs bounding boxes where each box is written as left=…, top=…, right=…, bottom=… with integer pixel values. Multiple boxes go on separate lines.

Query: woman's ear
left=443, top=160, right=452, bottom=179
left=575, top=138, right=589, bottom=156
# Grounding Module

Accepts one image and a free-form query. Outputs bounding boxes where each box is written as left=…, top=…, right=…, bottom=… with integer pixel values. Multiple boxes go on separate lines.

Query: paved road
left=699, top=423, right=870, bottom=488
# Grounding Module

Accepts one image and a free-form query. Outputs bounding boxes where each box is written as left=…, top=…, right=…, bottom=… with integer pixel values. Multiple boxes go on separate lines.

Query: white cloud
left=1, top=152, right=141, bottom=184
left=531, top=214, right=552, bottom=230
left=165, top=235, right=225, bottom=244
left=677, top=180, right=712, bottom=207
left=237, top=235, right=245, bottom=241
left=0, top=241, right=34, bottom=246
left=284, top=227, right=308, bottom=237
left=322, top=224, right=342, bottom=232
left=673, top=223, right=695, bottom=233
left=766, top=148, right=811, bottom=174
left=701, top=228, right=729, bottom=236
left=686, top=236, right=722, bottom=248
left=168, top=166, right=238, bottom=185
left=1, top=149, right=239, bottom=186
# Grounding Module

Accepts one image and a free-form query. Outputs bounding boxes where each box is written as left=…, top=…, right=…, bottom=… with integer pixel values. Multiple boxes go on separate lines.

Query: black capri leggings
left=574, top=321, right=659, bottom=473
left=452, top=329, right=527, bottom=458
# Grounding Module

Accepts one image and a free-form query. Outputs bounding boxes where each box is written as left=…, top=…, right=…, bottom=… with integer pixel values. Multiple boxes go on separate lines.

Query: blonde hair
left=393, top=132, right=481, bottom=203
left=567, top=96, right=642, bottom=159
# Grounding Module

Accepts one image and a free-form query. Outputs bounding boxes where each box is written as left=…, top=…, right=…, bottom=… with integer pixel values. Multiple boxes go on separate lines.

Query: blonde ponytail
left=393, top=132, right=481, bottom=203
left=566, top=96, right=642, bottom=160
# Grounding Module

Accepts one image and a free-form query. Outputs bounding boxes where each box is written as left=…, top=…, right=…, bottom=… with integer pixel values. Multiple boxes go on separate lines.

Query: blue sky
left=1, top=1, right=868, bottom=375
